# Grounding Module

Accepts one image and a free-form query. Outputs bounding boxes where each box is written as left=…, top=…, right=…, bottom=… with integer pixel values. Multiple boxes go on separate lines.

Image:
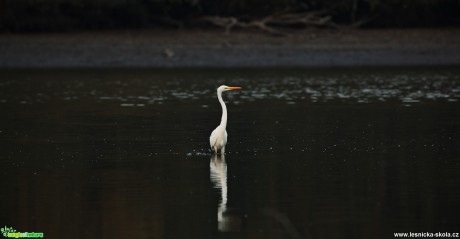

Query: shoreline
left=1, top=29, right=459, bottom=68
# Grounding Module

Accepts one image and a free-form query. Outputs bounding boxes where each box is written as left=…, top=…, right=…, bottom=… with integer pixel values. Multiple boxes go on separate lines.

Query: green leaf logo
left=1, top=226, right=16, bottom=237
left=1, top=226, right=7, bottom=237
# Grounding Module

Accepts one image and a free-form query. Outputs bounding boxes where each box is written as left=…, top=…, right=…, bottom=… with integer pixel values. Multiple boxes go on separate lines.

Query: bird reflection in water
left=210, top=154, right=242, bottom=232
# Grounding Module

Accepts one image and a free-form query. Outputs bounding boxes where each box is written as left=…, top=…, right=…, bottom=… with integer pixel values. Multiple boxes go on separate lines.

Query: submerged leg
left=220, top=146, right=225, bottom=155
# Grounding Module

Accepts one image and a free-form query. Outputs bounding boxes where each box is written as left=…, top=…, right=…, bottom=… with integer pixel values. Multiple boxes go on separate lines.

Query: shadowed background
left=1, top=0, right=460, bottom=32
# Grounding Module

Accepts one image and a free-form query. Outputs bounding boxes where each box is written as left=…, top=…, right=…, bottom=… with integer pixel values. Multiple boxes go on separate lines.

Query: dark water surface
left=1, top=67, right=459, bottom=239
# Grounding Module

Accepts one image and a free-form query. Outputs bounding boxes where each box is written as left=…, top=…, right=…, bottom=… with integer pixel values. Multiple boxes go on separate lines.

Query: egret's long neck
left=218, top=90, right=227, bottom=127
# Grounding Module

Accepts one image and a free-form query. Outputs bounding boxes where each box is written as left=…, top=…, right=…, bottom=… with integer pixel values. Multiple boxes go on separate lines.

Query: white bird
left=210, top=85, right=241, bottom=155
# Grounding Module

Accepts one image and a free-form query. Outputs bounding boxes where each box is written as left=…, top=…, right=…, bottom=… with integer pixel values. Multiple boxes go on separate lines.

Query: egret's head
left=218, top=85, right=242, bottom=92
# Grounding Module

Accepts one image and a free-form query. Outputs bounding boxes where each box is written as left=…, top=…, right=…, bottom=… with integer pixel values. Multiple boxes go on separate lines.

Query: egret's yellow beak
left=226, top=86, right=242, bottom=90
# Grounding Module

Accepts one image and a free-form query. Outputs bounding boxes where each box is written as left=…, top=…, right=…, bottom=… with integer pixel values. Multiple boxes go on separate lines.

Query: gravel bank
left=1, top=29, right=459, bottom=68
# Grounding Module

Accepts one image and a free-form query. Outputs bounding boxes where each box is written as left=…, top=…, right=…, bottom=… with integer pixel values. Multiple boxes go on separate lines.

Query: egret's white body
left=210, top=85, right=241, bottom=154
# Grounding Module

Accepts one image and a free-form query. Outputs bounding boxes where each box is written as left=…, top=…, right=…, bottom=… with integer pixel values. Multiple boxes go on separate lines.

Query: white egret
left=210, top=85, right=241, bottom=155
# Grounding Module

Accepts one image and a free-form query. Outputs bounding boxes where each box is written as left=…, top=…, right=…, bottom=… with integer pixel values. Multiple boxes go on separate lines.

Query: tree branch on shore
left=199, top=11, right=333, bottom=35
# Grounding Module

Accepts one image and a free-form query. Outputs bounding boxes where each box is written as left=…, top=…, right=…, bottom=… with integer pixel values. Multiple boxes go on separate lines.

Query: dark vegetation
left=1, top=0, right=459, bottom=32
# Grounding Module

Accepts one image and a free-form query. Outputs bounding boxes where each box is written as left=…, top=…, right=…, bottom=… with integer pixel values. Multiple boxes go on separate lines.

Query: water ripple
left=1, top=68, right=459, bottom=106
